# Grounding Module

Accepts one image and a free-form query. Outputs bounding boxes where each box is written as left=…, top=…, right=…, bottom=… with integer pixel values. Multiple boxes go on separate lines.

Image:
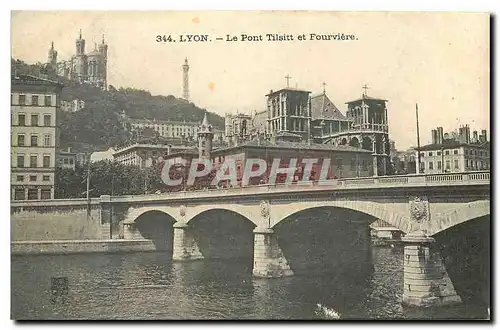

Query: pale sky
left=11, top=11, right=490, bottom=150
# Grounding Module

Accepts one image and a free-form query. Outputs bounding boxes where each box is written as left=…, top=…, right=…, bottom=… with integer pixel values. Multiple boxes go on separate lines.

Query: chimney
left=481, top=129, right=487, bottom=142
left=473, top=131, right=478, bottom=143
left=437, top=127, right=444, bottom=144
left=431, top=129, right=438, bottom=144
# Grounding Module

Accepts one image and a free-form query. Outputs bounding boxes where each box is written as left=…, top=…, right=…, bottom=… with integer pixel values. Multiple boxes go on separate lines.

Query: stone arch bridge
left=11, top=171, right=490, bottom=308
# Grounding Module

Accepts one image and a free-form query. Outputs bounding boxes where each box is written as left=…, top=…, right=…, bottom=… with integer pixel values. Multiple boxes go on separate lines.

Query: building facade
left=57, top=148, right=77, bottom=170
left=224, top=113, right=254, bottom=146
left=50, top=30, right=108, bottom=90
left=416, top=142, right=490, bottom=174
left=127, top=117, right=224, bottom=143
left=112, top=143, right=189, bottom=169
left=11, top=74, right=64, bottom=200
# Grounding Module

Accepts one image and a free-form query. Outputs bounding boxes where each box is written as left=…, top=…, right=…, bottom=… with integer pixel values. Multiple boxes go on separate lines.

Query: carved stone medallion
left=409, top=196, right=429, bottom=223
left=260, top=200, right=270, bottom=219
left=179, top=205, right=186, bottom=217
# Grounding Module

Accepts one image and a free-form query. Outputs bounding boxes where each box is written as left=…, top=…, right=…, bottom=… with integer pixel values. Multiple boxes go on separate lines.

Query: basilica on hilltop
left=47, top=30, right=108, bottom=90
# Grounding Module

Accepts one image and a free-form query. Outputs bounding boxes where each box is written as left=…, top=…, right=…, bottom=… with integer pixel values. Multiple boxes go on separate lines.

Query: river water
left=11, top=246, right=488, bottom=320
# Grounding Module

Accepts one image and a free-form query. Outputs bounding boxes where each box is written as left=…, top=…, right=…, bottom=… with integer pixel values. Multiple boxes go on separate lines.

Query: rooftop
left=416, top=141, right=491, bottom=151
left=215, top=139, right=372, bottom=154
left=346, top=94, right=388, bottom=104
left=11, top=74, right=64, bottom=87
left=266, top=87, right=311, bottom=96
left=113, top=142, right=189, bottom=155
left=310, top=93, right=347, bottom=121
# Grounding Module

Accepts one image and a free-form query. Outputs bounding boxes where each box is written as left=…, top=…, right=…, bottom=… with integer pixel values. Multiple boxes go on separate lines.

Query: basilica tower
left=74, top=29, right=87, bottom=83
left=47, top=42, right=57, bottom=71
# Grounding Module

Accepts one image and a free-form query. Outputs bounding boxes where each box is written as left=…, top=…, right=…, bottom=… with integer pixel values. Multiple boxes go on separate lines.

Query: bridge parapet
left=103, top=171, right=489, bottom=204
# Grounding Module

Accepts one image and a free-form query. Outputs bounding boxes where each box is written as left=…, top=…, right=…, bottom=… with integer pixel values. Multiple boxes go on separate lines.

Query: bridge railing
left=12, top=171, right=489, bottom=206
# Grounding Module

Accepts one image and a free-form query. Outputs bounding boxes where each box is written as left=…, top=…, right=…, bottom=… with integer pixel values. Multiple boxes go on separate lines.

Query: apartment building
left=11, top=74, right=64, bottom=200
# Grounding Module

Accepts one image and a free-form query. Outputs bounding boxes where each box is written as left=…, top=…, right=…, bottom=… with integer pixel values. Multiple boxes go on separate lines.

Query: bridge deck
left=11, top=171, right=489, bottom=207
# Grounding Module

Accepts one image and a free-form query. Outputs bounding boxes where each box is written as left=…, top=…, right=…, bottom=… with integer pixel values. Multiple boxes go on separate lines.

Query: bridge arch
left=184, top=205, right=259, bottom=227
left=269, top=200, right=412, bottom=233
left=124, top=206, right=177, bottom=225
left=429, top=200, right=490, bottom=236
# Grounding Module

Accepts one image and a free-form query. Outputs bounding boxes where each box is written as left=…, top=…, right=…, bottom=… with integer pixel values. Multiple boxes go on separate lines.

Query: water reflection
left=11, top=247, right=487, bottom=320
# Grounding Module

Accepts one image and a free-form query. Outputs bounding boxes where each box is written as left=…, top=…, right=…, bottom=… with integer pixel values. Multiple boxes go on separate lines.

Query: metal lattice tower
left=182, top=58, right=190, bottom=101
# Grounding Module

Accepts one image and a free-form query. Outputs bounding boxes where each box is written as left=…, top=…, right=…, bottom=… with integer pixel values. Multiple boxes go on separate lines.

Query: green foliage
left=54, top=160, right=164, bottom=198
left=12, top=58, right=224, bottom=153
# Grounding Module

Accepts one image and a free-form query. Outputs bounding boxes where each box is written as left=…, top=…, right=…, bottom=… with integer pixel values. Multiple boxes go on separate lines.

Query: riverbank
left=11, top=239, right=160, bottom=255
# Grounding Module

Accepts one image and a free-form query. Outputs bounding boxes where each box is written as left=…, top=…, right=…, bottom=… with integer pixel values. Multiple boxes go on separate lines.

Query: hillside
left=12, top=59, right=225, bottom=153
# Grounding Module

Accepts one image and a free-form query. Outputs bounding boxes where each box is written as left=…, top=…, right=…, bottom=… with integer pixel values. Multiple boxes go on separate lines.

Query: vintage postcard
left=10, top=11, right=490, bottom=320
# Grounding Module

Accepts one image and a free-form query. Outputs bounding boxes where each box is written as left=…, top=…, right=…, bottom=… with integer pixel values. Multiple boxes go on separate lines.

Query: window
left=466, top=160, right=470, bottom=168
left=445, top=150, right=450, bottom=155
left=16, top=175, right=23, bottom=182
left=14, top=189, right=25, bottom=200
left=18, top=114, right=25, bottom=126
left=465, top=150, right=468, bottom=155
left=41, top=189, right=51, bottom=200
left=30, top=135, right=38, bottom=146
left=17, top=154, right=25, bottom=168
left=437, top=161, right=442, bottom=170
left=350, top=158, right=356, bottom=170
left=480, top=161, right=484, bottom=169
left=29, top=175, right=37, bottom=182
left=475, top=161, right=478, bottom=169
left=31, top=114, right=39, bottom=126
left=454, top=160, right=459, bottom=169
left=337, top=159, right=343, bottom=169
left=428, top=152, right=433, bottom=156
left=69, top=158, right=74, bottom=165
left=44, top=134, right=51, bottom=146
left=428, top=161, right=433, bottom=170
left=44, top=95, right=52, bottom=106
left=27, top=189, right=38, bottom=200
left=453, top=150, right=458, bottom=155
left=43, top=175, right=50, bottom=181
left=30, top=155, right=37, bottom=168
left=63, top=158, right=68, bottom=164
left=19, top=95, right=26, bottom=105
left=32, top=95, right=39, bottom=105
left=362, top=160, right=368, bottom=171
left=44, top=115, right=51, bottom=126
left=446, top=160, right=450, bottom=170
left=437, top=151, right=441, bottom=156
left=17, top=134, right=25, bottom=146
left=419, top=153, right=424, bottom=158
left=419, top=162, right=425, bottom=171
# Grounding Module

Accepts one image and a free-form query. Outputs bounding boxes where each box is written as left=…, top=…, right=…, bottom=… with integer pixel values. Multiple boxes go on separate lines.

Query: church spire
left=79, top=29, right=82, bottom=39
